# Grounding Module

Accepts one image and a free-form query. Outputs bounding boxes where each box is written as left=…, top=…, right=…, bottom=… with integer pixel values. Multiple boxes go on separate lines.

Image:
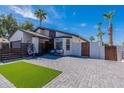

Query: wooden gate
left=81, top=42, right=89, bottom=57
left=105, top=46, right=117, bottom=61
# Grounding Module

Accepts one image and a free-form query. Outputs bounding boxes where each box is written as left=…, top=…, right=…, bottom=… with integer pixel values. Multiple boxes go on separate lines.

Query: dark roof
left=20, top=30, right=50, bottom=39
left=34, top=27, right=89, bottom=42
left=55, top=36, right=72, bottom=38
left=9, top=29, right=50, bottom=40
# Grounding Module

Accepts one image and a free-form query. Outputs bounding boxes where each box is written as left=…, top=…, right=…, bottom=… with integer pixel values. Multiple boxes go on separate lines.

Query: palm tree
left=97, top=31, right=105, bottom=46
left=34, top=9, right=47, bottom=27
left=97, top=22, right=105, bottom=45
left=89, top=36, right=95, bottom=42
left=97, top=22, right=102, bottom=30
left=103, top=11, right=115, bottom=46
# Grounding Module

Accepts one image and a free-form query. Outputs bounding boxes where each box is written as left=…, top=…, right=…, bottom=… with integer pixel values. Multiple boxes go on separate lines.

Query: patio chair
left=50, top=49, right=64, bottom=56
left=50, top=50, right=56, bottom=55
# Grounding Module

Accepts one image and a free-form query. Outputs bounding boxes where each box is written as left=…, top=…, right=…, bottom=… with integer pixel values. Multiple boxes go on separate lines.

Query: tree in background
left=103, top=43, right=109, bottom=47
left=19, top=21, right=34, bottom=31
left=0, top=14, right=35, bottom=38
left=0, top=14, right=18, bottom=38
left=103, top=11, right=115, bottom=46
left=34, top=9, right=47, bottom=27
left=96, top=22, right=105, bottom=46
left=89, top=36, right=95, bottom=42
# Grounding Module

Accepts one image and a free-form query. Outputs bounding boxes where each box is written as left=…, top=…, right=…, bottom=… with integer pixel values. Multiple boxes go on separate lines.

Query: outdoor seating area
left=50, top=49, right=64, bottom=56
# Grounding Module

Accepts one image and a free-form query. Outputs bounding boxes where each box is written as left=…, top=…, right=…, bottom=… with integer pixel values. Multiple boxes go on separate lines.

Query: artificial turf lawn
left=0, top=61, right=61, bottom=88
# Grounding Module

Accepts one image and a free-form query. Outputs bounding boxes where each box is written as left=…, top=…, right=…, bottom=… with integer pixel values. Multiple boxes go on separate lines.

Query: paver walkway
left=1, top=55, right=124, bottom=88
left=26, top=55, right=124, bottom=88
left=0, top=74, right=15, bottom=88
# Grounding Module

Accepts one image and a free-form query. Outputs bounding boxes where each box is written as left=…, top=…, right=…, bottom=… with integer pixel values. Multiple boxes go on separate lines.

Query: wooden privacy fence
left=105, top=46, right=117, bottom=61
left=81, top=42, right=90, bottom=57
left=0, top=48, right=28, bottom=61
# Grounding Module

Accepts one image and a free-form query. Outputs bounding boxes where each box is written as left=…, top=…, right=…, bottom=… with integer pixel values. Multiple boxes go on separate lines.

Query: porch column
left=32, top=37, right=39, bottom=54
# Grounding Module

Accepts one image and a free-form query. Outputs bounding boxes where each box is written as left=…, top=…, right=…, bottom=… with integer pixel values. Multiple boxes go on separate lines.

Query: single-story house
left=0, top=38, right=10, bottom=49
left=9, top=27, right=89, bottom=56
left=7, top=27, right=124, bottom=61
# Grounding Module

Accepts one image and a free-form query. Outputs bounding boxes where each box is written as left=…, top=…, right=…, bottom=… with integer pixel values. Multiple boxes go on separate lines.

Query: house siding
left=71, top=36, right=82, bottom=56
left=32, top=37, right=39, bottom=53
left=35, top=29, right=49, bottom=36
left=56, top=32, right=71, bottom=37
left=54, top=36, right=82, bottom=56
left=9, top=28, right=88, bottom=57
left=23, top=32, right=32, bottom=43
left=9, top=30, right=23, bottom=42
left=63, top=38, right=72, bottom=56
left=72, top=42, right=81, bottom=56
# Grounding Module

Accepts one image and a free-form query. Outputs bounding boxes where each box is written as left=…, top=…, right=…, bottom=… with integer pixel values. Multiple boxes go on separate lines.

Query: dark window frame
left=55, top=39, right=63, bottom=50
left=66, top=39, right=70, bottom=51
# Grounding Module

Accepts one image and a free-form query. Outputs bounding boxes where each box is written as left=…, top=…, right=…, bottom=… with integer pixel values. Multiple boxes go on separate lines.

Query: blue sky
left=0, top=5, right=124, bottom=45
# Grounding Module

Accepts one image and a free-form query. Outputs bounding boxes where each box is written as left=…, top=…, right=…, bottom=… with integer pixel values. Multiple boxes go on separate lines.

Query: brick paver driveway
left=25, top=55, right=124, bottom=88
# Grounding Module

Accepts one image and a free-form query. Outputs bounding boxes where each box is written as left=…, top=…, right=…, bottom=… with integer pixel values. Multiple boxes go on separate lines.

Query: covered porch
left=22, top=30, right=53, bottom=55
left=10, top=30, right=53, bottom=55
left=33, top=37, right=54, bottom=55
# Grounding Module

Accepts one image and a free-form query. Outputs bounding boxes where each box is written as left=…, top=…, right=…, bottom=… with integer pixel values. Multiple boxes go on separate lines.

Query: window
left=56, top=38, right=63, bottom=50
left=66, top=39, right=70, bottom=50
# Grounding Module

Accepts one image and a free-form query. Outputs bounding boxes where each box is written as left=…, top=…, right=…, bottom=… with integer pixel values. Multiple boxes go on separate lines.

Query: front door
left=81, top=42, right=89, bottom=57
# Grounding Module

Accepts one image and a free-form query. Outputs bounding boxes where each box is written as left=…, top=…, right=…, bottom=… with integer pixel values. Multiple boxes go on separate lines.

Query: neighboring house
left=0, top=38, right=10, bottom=49
left=9, top=27, right=89, bottom=56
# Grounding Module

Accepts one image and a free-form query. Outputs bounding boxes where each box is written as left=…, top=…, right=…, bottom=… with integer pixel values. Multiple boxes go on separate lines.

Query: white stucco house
left=8, top=27, right=124, bottom=61
left=9, top=27, right=89, bottom=56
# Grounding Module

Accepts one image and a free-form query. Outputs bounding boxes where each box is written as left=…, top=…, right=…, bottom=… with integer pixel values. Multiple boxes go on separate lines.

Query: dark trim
left=54, top=36, right=72, bottom=38
left=34, top=27, right=78, bottom=36
left=34, top=27, right=89, bottom=42
left=20, top=30, right=50, bottom=39
left=9, top=30, right=50, bottom=40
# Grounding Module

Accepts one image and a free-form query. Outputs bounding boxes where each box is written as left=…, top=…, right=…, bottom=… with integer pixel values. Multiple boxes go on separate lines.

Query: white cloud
left=80, top=23, right=87, bottom=27
left=9, top=5, right=37, bottom=20
left=47, top=6, right=60, bottom=19
left=46, top=6, right=66, bottom=19
left=9, top=5, right=52, bottom=24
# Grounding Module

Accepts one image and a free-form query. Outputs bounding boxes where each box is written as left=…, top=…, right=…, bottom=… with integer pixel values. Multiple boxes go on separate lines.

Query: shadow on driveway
left=37, top=54, right=63, bottom=60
